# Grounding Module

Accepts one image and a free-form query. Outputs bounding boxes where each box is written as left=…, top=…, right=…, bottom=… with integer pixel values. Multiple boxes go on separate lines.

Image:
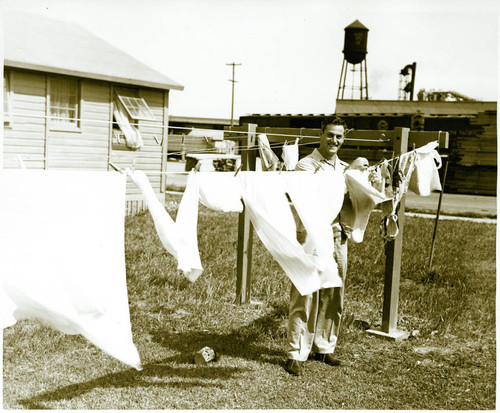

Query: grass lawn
left=3, top=201, right=496, bottom=409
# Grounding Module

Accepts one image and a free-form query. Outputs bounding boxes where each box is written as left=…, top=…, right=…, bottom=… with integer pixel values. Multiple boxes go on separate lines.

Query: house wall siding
left=3, top=68, right=169, bottom=204
left=48, top=79, right=110, bottom=171
left=3, top=70, right=46, bottom=169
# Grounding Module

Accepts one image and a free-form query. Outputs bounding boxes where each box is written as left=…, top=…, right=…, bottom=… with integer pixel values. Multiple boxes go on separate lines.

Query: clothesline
left=4, top=111, right=391, bottom=143
left=1, top=134, right=395, bottom=161
left=4, top=143, right=436, bottom=174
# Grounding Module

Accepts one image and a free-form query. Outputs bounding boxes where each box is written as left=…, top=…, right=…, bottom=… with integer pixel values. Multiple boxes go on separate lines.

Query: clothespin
left=109, top=162, right=124, bottom=174
left=295, top=137, right=299, bottom=145
left=314, top=164, right=322, bottom=174
left=234, top=165, right=242, bottom=177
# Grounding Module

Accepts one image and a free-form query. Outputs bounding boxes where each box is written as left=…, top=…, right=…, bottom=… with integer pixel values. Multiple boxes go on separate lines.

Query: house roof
left=335, top=99, right=497, bottom=117
left=4, top=11, right=184, bottom=91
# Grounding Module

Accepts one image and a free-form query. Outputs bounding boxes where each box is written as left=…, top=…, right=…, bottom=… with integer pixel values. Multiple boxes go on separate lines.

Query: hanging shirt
left=128, top=169, right=203, bottom=282
left=0, top=169, right=141, bottom=370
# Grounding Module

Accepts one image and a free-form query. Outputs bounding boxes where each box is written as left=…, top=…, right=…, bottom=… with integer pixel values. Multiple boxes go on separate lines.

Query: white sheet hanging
left=127, top=169, right=203, bottom=282
left=0, top=169, right=141, bottom=370
left=238, top=172, right=321, bottom=296
left=344, top=169, right=390, bottom=243
left=197, top=172, right=244, bottom=212
left=283, top=171, right=345, bottom=288
left=409, top=141, right=443, bottom=196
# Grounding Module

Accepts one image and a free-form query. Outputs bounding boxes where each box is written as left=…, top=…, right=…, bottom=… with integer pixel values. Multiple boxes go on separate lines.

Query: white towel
left=0, top=169, right=141, bottom=370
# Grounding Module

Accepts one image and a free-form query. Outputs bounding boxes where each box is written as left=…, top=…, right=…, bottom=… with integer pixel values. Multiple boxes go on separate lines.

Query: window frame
left=48, top=75, right=81, bottom=132
left=116, top=94, right=156, bottom=121
left=4, top=69, right=13, bottom=127
left=111, top=89, right=149, bottom=151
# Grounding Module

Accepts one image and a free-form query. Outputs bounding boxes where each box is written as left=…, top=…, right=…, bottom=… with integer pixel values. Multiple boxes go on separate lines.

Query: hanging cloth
left=283, top=171, right=345, bottom=288
left=238, top=172, right=322, bottom=296
left=113, top=100, right=144, bottom=149
left=127, top=169, right=203, bottom=282
left=257, top=133, right=280, bottom=171
left=344, top=168, right=390, bottom=243
left=197, top=172, right=244, bottom=212
left=0, top=169, right=141, bottom=370
left=379, top=151, right=418, bottom=241
left=409, top=141, right=442, bottom=196
left=281, top=139, right=299, bottom=171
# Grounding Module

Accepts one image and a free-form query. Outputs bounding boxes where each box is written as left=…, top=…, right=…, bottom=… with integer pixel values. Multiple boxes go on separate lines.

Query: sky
left=1, top=0, right=498, bottom=119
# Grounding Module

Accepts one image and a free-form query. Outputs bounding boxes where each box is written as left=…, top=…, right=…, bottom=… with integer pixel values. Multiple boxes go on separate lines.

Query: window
left=117, top=95, right=155, bottom=121
left=112, top=91, right=155, bottom=150
left=4, top=70, right=12, bottom=126
left=49, top=76, right=80, bottom=129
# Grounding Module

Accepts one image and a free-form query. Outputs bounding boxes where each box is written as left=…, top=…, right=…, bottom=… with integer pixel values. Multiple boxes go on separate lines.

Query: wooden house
left=2, top=11, right=184, bottom=212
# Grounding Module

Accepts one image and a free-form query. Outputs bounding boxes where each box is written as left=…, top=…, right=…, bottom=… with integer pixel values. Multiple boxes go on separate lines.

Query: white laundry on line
left=282, top=171, right=345, bottom=288
left=238, top=171, right=347, bottom=295
left=344, top=168, right=390, bottom=243
left=128, top=169, right=203, bottom=282
left=409, top=141, right=443, bottom=196
left=0, top=169, right=141, bottom=370
left=197, top=171, right=244, bottom=213
left=281, top=139, right=299, bottom=171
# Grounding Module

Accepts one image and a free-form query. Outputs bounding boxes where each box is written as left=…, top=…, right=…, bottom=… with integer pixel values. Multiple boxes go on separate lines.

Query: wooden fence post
left=367, top=127, right=410, bottom=340
left=235, top=123, right=257, bottom=304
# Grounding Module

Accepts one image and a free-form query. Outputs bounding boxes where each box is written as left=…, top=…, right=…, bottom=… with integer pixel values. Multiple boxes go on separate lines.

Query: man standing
left=285, top=115, right=351, bottom=376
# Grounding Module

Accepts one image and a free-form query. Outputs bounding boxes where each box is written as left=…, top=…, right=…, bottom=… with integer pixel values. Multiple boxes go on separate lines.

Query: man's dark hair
left=321, top=116, right=347, bottom=132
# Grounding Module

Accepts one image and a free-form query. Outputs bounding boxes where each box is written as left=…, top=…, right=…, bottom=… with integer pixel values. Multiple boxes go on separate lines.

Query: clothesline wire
left=4, top=136, right=427, bottom=169
left=4, top=111, right=391, bottom=143
left=3, top=131, right=396, bottom=163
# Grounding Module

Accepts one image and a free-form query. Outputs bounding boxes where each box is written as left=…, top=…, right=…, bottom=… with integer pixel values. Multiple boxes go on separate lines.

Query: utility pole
left=226, top=63, right=241, bottom=127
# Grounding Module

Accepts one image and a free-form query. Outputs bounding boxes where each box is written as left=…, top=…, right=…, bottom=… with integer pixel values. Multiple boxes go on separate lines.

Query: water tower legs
left=337, top=58, right=369, bottom=100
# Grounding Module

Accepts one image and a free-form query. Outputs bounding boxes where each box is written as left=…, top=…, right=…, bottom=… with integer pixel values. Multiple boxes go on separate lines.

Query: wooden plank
left=382, top=127, right=409, bottom=334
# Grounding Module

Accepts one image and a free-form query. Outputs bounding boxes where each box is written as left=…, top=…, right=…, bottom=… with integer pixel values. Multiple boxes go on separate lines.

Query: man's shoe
left=314, top=353, right=341, bottom=366
left=285, top=359, right=303, bottom=376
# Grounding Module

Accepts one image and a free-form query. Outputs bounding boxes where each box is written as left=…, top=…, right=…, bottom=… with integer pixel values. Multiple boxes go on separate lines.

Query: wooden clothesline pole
left=228, top=125, right=449, bottom=317
left=366, top=127, right=410, bottom=340
left=234, top=123, right=257, bottom=304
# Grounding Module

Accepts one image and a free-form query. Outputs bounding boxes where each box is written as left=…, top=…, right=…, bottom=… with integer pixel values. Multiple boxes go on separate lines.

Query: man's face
left=319, top=124, right=345, bottom=159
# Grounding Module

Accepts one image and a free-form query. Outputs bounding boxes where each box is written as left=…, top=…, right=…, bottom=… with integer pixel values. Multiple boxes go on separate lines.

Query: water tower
left=337, top=20, right=369, bottom=100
